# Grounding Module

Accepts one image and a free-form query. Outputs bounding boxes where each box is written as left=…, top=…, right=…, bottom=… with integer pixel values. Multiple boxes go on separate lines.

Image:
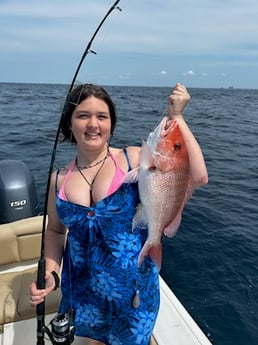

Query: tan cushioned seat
left=0, top=266, right=60, bottom=326
left=0, top=216, right=61, bottom=332
left=0, top=216, right=43, bottom=266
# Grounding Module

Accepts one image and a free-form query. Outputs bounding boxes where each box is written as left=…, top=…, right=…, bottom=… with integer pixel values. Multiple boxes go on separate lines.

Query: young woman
left=30, top=83, right=208, bottom=345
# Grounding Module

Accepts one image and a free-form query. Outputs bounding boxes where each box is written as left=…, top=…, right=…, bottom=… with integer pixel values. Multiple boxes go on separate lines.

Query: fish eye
left=174, top=142, right=181, bottom=151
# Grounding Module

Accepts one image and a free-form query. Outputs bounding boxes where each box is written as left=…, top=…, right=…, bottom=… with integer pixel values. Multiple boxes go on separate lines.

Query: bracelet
left=51, top=271, right=60, bottom=290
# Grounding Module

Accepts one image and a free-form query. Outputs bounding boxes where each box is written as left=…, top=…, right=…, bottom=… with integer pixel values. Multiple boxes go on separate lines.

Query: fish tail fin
left=138, top=241, right=162, bottom=271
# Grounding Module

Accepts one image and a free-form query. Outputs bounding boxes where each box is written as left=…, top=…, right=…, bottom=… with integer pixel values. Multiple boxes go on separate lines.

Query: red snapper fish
left=125, top=117, right=194, bottom=269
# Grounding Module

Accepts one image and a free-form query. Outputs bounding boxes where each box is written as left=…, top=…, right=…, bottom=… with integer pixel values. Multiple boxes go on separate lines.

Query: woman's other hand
left=29, top=271, right=57, bottom=306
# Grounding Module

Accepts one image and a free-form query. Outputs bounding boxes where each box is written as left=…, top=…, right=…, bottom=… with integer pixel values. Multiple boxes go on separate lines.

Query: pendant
left=132, top=290, right=140, bottom=308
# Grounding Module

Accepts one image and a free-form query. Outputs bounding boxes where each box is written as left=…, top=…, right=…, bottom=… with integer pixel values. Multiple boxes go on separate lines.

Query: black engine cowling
left=0, top=160, right=39, bottom=224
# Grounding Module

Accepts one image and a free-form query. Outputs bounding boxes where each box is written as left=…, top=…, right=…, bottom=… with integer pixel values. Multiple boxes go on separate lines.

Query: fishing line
left=35, top=2, right=122, bottom=344
left=148, top=105, right=169, bottom=134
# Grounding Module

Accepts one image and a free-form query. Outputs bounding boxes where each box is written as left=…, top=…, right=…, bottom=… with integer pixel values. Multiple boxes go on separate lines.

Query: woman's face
left=70, top=96, right=111, bottom=151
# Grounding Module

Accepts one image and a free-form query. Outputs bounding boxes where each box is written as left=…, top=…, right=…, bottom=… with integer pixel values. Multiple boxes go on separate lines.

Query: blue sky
left=0, top=0, right=258, bottom=89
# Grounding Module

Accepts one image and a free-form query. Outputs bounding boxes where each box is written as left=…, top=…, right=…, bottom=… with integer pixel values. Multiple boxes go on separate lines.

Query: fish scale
left=139, top=167, right=189, bottom=239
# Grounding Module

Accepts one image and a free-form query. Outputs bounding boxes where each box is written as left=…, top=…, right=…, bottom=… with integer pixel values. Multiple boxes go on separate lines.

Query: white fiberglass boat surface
left=0, top=216, right=212, bottom=345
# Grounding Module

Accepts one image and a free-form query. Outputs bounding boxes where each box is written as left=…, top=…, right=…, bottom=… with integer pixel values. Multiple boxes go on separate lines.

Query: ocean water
left=0, top=82, right=257, bottom=345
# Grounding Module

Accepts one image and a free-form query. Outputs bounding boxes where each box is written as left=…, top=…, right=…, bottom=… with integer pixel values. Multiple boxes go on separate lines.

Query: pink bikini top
left=58, top=149, right=131, bottom=201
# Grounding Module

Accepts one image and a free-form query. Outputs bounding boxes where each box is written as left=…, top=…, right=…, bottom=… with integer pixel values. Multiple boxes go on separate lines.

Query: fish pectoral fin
left=163, top=179, right=195, bottom=238
left=138, top=241, right=162, bottom=271
left=164, top=212, right=182, bottom=237
left=163, top=181, right=194, bottom=238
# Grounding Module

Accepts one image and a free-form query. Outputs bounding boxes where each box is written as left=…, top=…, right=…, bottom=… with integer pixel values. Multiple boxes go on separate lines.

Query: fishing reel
left=44, top=310, right=75, bottom=345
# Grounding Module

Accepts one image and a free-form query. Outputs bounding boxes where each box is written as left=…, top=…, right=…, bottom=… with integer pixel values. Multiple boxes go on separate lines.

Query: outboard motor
left=0, top=160, right=39, bottom=224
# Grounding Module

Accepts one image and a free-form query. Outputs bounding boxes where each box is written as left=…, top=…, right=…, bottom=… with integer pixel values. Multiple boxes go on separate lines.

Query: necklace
left=76, top=147, right=109, bottom=170
left=75, top=149, right=109, bottom=205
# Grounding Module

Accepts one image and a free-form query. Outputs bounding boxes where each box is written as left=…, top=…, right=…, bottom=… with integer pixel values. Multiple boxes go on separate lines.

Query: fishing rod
left=36, top=1, right=122, bottom=344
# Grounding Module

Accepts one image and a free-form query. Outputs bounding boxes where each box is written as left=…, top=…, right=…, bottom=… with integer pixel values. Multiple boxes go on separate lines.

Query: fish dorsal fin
left=123, top=167, right=140, bottom=183
left=123, top=141, right=155, bottom=184
left=140, top=141, right=155, bottom=170
left=132, top=203, right=146, bottom=229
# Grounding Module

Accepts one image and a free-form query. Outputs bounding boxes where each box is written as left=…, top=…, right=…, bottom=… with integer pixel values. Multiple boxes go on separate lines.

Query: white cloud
left=183, top=70, right=195, bottom=76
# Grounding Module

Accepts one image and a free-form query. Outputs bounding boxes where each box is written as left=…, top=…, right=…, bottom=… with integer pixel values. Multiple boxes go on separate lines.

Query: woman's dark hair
left=60, top=84, right=117, bottom=143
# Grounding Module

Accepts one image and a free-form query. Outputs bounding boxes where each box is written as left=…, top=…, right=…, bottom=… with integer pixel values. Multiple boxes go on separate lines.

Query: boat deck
left=152, top=276, right=212, bottom=345
left=150, top=336, right=158, bottom=345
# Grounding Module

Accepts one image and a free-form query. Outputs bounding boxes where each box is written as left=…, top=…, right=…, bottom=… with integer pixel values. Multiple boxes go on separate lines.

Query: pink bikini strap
left=57, top=160, right=76, bottom=200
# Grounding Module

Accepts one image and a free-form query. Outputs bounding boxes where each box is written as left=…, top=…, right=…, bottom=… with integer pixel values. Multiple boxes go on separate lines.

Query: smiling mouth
left=85, top=132, right=100, bottom=138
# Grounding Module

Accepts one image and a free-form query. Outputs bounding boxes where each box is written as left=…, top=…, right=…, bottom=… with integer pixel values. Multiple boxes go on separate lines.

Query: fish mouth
left=160, top=117, right=177, bottom=137
left=147, top=116, right=178, bottom=156
left=151, top=117, right=179, bottom=166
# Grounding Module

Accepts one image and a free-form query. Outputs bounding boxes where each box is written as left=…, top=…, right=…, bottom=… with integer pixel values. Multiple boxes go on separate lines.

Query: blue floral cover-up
left=56, top=182, right=160, bottom=345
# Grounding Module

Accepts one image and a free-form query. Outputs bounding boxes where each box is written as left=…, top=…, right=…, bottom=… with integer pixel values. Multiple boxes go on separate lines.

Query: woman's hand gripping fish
left=125, top=116, right=194, bottom=269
